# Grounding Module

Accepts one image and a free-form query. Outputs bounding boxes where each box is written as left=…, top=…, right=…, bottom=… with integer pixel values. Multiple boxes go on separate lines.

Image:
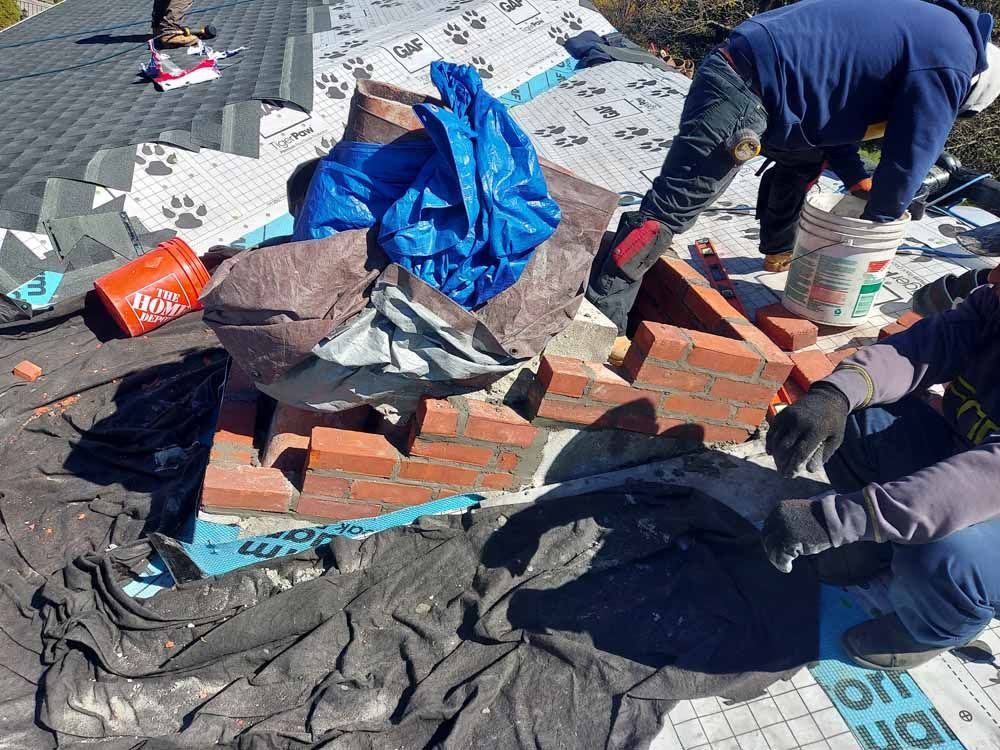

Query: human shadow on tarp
left=478, top=400, right=824, bottom=678
left=59, top=341, right=227, bottom=541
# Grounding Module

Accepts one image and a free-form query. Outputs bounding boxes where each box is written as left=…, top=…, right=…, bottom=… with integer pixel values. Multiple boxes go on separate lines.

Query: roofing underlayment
left=2, top=0, right=1000, bottom=748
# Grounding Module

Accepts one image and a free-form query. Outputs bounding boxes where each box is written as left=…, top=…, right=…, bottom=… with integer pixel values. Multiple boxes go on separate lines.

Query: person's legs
left=586, top=52, right=767, bottom=334
left=814, top=397, right=959, bottom=586
left=824, top=396, right=959, bottom=493
left=152, top=0, right=194, bottom=39
left=890, top=521, right=1000, bottom=647
left=756, top=152, right=824, bottom=270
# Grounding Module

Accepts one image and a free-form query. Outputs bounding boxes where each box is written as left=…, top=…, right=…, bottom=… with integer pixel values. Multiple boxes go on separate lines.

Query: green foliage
left=0, top=0, right=21, bottom=30
left=595, top=0, right=1000, bottom=175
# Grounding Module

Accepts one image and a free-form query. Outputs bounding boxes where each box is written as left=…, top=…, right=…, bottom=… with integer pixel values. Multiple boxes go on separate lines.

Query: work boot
left=811, top=542, right=892, bottom=587
left=763, top=251, right=792, bottom=273
left=842, top=613, right=977, bottom=671
left=608, top=336, right=631, bottom=366
left=156, top=31, right=200, bottom=48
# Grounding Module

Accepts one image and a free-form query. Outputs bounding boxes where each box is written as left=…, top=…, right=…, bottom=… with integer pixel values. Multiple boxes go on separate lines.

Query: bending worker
left=587, top=0, right=1000, bottom=364
left=764, top=272, right=1000, bottom=670
left=152, top=0, right=197, bottom=48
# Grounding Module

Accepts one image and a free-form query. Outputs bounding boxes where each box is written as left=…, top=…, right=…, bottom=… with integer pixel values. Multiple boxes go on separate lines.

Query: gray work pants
left=587, top=52, right=768, bottom=333
left=152, top=0, right=192, bottom=35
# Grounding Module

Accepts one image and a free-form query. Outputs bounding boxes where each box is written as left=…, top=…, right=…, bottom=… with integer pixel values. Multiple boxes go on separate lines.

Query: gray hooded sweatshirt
left=819, top=285, right=1000, bottom=546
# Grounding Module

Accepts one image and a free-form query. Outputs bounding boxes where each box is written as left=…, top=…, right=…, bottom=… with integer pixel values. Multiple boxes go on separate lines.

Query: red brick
left=302, top=472, right=351, bottom=498
left=709, top=378, right=779, bottom=407
left=209, top=443, right=256, bottom=466
left=534, top=398, right=608, bottom=426
left=352, top=480, right=433, bottom=505
left=601, top=404, right=675, bottom=435
left=879, top=322, right=907, bottom=341
left=632, top=322, right=690, bottom=361
left=407, top=438, right=493, bottom=466
left=261, top=432, right=309, bottom=473
left=215, top=400, right=257, bottom=446
left=631, top=296, right=673, bottom=328
left=636, top=281, right=702, bottom=330
left=755, top=303, right=818, bottom=352
left=719, top=320, right=794, bottom=384
left=200, top=465, right=294, bottom=513
left=662, top=394, right=732, bottom=421
left=684, top=285, right=741, bottom=332
left=537, top=355, right=592, bottom=397
left=623, top=350, right=711, bottom=393
left=827, top=347, right=858, bottom=367
left=590, top=363, right=661, bottom=403
left=309, top=428, right=399, bottom=477
left=399, top=460, right=479, bottom=487
left=782, top=379, right=806, bottom=405
left=497, top=452, right=520, bottom=471
left=416, top=398, right=459, bottom=437
left=462, top=400, right=537, bottom=448
left=649, top=257, right=709, bottom=299
left=12, top=360, right=42, bottom=382
left=296, top=495, right=382, bottom=521
left=270, top=403, right=370, bottom=438
left=734, top=406, right=769, bottom=428
left=791, top=350, right=835, bottom=390
left=686, top=330, right=762, bottom=376
left=480, top=473, right=515, bottom=490
left=897, top=311, right=923, bottom=329
left=700, top=424, right=754, bottom=444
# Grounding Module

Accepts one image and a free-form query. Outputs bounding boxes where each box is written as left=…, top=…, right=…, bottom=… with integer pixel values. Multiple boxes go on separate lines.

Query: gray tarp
left=200, top=164, right=619, bottom=411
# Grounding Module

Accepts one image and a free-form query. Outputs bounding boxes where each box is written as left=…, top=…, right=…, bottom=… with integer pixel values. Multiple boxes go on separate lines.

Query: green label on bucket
left=852, top=281, right=884, bottom=318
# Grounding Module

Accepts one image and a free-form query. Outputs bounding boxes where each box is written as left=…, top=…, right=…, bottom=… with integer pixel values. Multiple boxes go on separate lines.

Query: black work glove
left=766, top=383, right=850, bottom=478
left=762, top=498, right=833, bottom=573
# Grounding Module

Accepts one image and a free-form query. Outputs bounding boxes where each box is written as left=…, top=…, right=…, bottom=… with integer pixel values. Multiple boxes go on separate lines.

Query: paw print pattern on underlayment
left=626, top=78, right=658, bottom=90
left=553, top=135, right=589, bottom=147
left=315, top=136, right=334, bottom=158
left=321, top=40, right=363, bottom=61
left=614, top=126, right=650, bottom=140
left=548, top=25, right=568, bottom=45
left=343, top=57, right=373, bottom=79
left=576, top=85, right=607, bottom=98
left=638, top=138, right=671, bottom=152
left=135, top=144, right=177, bottom=177
left=162, top=195, right=208, bottom=230
left=461, top=9, right=487, bottom=29
left=317, top=72, right=350, bottom=99
left=533, top=125, right=566, bottom=137
left=471, top=56, right=494, bottom=78
left=561, top=11, right=583, bottom=30
left=442, top=0, right=475, bottom=11
left=328, top=23, right=360, bottom=37
left=650, top=86, right=681, bottom=98
left=444, top=22, right=470, bottom=44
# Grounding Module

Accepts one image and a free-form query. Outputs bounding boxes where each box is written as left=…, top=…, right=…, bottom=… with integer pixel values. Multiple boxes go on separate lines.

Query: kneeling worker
left=587, top=0, right=1000, bottom=364
left=764, top=273, right=1000, bottom=670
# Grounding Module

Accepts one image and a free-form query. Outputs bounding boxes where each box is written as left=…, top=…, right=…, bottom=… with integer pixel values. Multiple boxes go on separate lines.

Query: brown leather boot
left=763, top=251, right=792, bottom=273
left=156, top=31, right=200, bottom=48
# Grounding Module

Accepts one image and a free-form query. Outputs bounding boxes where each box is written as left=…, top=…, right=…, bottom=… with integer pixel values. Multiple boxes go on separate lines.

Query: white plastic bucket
left=782, top=193, right=909, bottom=327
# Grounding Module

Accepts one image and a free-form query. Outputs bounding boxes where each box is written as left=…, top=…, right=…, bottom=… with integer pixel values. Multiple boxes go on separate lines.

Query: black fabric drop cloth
left=0, top=293, right=225, bottom=749
left=36, top=483, right=819, bottom=749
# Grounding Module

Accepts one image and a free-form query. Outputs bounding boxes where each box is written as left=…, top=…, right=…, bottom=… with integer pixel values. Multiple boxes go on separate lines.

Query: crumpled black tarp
left=36, top=483, right=819, bottom=749
left=0, top=293, right=225, bottom=749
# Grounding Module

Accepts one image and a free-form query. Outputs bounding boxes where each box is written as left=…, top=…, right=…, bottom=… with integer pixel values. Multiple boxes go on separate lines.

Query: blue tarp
left=294, top=61, right=561, bottom=309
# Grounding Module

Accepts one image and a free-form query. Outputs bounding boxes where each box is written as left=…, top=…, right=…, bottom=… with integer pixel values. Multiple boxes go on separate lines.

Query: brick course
left=755, top=303, right=818, bottom=352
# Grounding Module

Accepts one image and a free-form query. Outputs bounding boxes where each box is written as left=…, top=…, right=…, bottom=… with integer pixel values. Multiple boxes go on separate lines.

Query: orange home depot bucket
left=94, top=238, right=210, bottom=337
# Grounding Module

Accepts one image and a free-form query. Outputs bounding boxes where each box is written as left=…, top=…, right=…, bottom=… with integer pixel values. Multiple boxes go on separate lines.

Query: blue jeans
left=827, top=398, right=1000, bottom=646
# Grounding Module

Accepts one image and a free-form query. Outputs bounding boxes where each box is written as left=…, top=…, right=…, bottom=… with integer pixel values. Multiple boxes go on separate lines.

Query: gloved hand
left=762, top=498, right=834, bottom=573
left=766, top=383, right=850, bottom=478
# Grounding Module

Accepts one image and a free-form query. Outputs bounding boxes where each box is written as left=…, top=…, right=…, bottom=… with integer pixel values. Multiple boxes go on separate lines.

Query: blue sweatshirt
left=730, top=0, right=992, bottom=221
left=820, top=286, right=1000, bottom=546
